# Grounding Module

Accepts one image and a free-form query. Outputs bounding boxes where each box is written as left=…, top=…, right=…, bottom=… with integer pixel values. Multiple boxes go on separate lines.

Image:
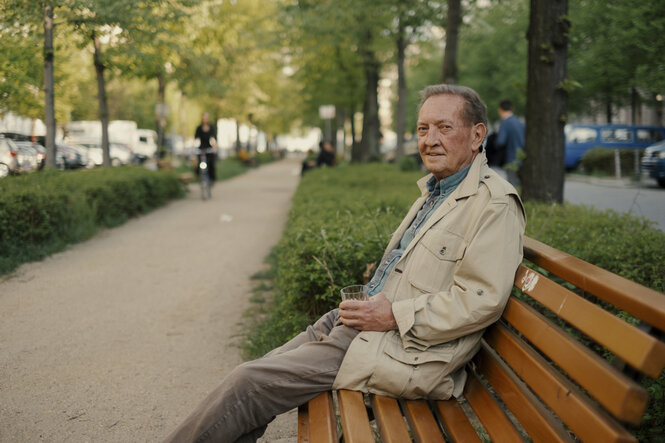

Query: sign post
left=319, top=105, right=335, bottom=142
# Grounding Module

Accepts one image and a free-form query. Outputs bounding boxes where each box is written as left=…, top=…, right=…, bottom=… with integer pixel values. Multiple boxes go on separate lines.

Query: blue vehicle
left=641, top=140, right=665, bottom=188
left=564, top=124, right=665, bottom=169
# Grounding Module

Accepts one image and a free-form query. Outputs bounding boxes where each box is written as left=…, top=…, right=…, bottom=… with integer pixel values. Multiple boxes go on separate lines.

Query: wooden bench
left=297, top=236, right=665, bottom=442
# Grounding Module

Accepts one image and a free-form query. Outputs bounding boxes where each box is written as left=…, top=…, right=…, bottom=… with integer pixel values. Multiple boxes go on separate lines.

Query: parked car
left=33, top=144, right=46, bottom=170
left=15, top=144, right=39, bottom=172
left=14, top=141, right=46, bottom=170
left=0, top=137, right=20, bottom=177
left=56, top=144, right=90, bottom=170
left=71, top=140, right=132, bottom=166
left=564, top=124, right=665, bottom=169
left=641, top=140, right=665, bottom=188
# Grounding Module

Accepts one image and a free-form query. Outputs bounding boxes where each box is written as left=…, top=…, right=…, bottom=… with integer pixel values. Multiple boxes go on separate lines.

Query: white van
left=135, top=129, right=158, bottom=161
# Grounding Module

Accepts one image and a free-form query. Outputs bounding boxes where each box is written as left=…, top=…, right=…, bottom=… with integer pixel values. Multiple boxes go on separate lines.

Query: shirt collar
left=426, top=163, right=472, bottom=197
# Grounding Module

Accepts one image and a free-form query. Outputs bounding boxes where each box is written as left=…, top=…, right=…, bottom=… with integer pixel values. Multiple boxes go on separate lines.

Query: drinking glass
left=340, top=285, right=369, bottom=301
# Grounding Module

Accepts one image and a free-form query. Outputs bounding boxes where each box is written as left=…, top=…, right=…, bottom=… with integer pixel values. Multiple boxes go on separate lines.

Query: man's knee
left=226, top=361, right=264, bottom=392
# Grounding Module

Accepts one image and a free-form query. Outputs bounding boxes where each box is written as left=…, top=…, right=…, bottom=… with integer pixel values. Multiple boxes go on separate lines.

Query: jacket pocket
left=406, top=230, right=467, bottom=294
left=419, top=229, right=467, bottom=262
left=368, top=337, right=457, bottom=400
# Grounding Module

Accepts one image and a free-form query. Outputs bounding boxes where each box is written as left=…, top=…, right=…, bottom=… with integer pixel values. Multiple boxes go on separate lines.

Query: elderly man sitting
left=164, top=84, right=526, bottom=443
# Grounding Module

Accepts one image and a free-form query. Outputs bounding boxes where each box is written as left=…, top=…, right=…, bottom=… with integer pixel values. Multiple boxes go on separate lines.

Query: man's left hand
left=339, top=293, right=398, bottom=331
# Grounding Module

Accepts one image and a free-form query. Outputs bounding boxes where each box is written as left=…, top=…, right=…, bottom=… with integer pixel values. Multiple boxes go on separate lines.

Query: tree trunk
left=630, top=87, right=638, bottom=124
left=93, top=31, right=111, bottom=167
left=605, top=91, right=613, bottom=123
left=333, top=107, right=345, bottom=152
left=358, top=30, right=380, bottom=162
left=441, top=0, right=461, bottom=84
left=395, top=14, right=407, bottom=161
left=338, top=107, right=346, bottom=156
left=43, top=4, right=56, bottom=168
left=235, top=119, right=241, bottom=155
left=655, top=93, right=664, bottom=126
left=157, top=72, right=166, bottom=158
left=521, top=0, right=569, bottom=203
left=350, top=107, right=360, bottom=161
left=179, top=92, right=187, bottom=151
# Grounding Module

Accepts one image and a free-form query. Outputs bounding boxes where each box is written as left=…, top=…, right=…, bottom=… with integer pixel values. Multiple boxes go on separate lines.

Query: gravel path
left=0, top=158, right=301, bottom=442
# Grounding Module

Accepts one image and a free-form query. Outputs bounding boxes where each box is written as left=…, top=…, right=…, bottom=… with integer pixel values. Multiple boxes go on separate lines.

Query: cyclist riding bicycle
left=194, top=112, right=218, bottom=183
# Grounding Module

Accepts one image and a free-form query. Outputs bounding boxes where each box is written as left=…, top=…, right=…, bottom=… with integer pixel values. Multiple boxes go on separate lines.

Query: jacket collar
left=417, top=152, right=487, bottom=200
left=396, top=153, right=488, bottom=259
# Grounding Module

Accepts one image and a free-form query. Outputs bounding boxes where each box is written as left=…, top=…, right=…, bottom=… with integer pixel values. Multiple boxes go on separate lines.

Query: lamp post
left=319, top=105, right=335, bottom=142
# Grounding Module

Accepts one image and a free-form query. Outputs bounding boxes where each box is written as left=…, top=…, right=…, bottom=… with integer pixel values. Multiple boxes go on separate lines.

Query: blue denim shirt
left=367, top=164, right=471, bottom=296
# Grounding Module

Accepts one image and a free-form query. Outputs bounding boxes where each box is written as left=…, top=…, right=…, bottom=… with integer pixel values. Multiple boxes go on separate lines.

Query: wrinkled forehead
left=417, top=94, right=467, bottom=123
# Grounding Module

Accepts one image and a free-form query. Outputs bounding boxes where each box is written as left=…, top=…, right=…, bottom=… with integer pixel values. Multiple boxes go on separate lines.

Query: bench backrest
left=472, top=236, right=665, bottom=442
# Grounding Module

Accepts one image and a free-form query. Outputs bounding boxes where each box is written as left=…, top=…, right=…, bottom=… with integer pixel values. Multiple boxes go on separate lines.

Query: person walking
left=496, top=100, right=525, bottom=187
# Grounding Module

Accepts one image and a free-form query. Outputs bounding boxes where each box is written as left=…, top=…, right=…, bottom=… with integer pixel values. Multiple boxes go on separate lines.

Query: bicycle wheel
left=200, top=169, right=211, bottom=200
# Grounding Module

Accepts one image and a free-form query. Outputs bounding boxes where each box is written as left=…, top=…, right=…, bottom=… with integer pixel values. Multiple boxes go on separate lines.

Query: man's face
left=417, top=94, right=486, bottom=180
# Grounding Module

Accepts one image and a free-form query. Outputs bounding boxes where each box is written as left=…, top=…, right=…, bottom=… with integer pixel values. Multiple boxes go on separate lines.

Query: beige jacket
left=332, top=153, right=526, bottom=400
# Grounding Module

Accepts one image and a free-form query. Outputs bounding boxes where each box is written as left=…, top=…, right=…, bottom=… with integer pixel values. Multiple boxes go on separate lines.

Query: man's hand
left=339, top=293, right=398, bottom=331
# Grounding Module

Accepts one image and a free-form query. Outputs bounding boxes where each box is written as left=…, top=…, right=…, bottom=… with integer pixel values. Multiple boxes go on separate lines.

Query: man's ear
left=473, top=123, right=487, bottom=151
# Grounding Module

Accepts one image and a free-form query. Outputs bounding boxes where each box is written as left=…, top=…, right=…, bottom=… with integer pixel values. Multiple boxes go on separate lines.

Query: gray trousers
left=163, top=309, right=358, bottom=443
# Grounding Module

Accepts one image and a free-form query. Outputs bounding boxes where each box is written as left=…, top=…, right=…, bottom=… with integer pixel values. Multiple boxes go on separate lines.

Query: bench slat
left=371, top=395, right=412, bottom=443
left=297, top=404, right=310, bottom=443
left=464, top=371, right=522, bottom=442
left=434, top=400, right=481, bottom=443
left=474, top=344, right=572, bottom=443
left=503, top=296, right=648, bottom=423
left=515, top=265, right=665, bottom=378
left=337, top=390, right=373, bottom=443
left=402, top=399, right=446, bottom=442
left=485, top=324, right=637, bottom=442
left=307, top=392, right=337, bottom=443
left=523, top=236, right=665, bottom=331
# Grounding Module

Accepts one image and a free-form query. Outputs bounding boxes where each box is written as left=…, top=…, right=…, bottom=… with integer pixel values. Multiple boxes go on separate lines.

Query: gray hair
left=418, top=84, right=488, bottom=127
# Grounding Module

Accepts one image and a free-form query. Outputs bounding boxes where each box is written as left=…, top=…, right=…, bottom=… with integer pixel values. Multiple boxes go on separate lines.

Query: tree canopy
left=1, top=0, right=663, bottom=153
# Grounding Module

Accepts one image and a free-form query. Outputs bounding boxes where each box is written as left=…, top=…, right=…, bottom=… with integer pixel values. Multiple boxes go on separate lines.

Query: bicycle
left=195, top=148, right=213, bottom=200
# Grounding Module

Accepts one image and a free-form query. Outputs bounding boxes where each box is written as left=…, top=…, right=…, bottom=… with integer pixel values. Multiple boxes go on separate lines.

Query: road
left=564, top=177, right=665, bottom=231
left=0, top=158, right=301, bottom=442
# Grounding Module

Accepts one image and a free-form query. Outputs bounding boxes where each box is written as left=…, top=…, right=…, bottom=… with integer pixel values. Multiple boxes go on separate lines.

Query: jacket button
left=439, top=247, right=447, bottom=255
left=484, top=175, right=490, bottom=179
left=477, top=289, right=484, bottom=296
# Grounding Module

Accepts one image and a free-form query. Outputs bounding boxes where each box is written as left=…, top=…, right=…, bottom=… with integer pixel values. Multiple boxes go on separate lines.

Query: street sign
left=155, top=103, right=170, bottom=117
left=319, top=105, right=335, bottom=120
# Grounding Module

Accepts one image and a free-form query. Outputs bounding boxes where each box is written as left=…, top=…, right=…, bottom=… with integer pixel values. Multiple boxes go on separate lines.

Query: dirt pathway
left=0, top=158, right=301, bottom=442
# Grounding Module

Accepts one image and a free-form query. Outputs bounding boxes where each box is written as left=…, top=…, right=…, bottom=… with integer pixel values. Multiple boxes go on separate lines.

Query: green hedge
left=244, top=163, right=665, bottom=441
left=0, top=166, right=185, bottom=275
left=248, top=163, right=665, bottom=352
left=580, top=147, right=643, bottom=177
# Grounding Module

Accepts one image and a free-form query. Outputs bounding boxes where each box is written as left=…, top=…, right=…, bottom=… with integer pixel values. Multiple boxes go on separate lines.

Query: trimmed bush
left=0, top=166, right=185, bottom=275
left=525, top=202, right=664, bottom=292
left=397, top=155, right=422, bottom=172
left=248, top=163, right=665, bottom=350
left=580, top=147, right=643, bottom=177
